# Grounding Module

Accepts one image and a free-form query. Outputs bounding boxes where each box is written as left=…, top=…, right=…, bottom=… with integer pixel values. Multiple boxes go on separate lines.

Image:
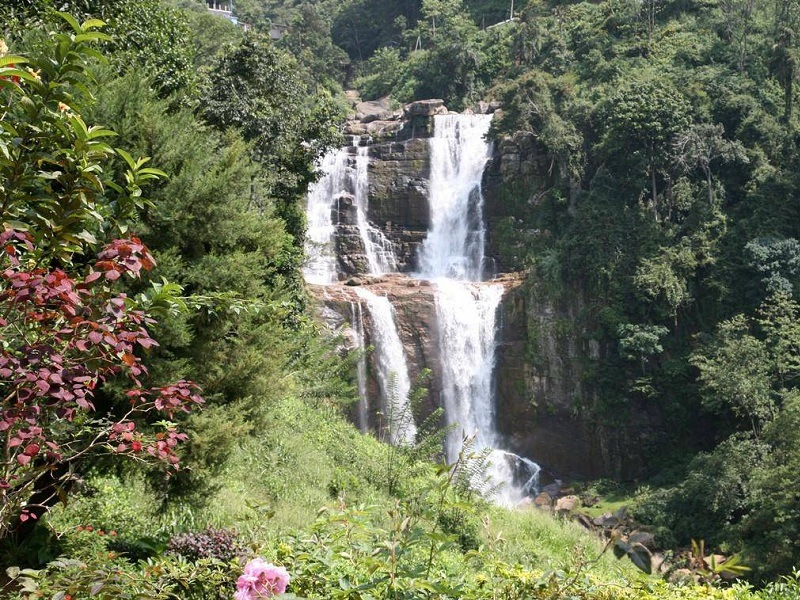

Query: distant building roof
left=269, top=23, right=289, bottom=40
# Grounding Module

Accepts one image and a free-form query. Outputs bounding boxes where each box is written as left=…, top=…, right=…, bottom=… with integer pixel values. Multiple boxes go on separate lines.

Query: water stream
left=417, top=114, right=540, bottom=506
left=354, top=287, right=416, bottom=445
left=303, top=148, right=347, bottom=285
left=351, top=300, right=369, bottom=434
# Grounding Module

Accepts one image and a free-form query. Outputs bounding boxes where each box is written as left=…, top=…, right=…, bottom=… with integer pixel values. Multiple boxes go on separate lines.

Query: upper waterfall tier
left=303, top=149, right=346, bottom=285
left=303, top=141, right=399, bottom=285
left=417, top=114, right=493, bottom=282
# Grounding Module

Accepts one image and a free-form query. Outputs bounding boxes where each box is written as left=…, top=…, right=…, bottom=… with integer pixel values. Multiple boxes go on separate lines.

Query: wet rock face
left=366, top=139, right=431, bottom=272
left=308, top=275, right=443, bottom=427
left=481, top=131, right=556, bottom=273
left=493, top=279, right=608, bottom=479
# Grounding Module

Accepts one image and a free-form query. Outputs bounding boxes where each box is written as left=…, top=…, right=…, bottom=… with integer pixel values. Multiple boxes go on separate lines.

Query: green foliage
left=0, top=15, right=152, bottom=263
left=355, top=47, right=413, bottom=101
left=201, top=31, right=345, bottom=238
left=3, top=0, right=196, bottom=95
left=3, top=553, right=240, bottom=599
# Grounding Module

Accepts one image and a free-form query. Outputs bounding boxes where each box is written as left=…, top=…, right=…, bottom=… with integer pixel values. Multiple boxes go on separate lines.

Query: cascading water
left=303, top=139, right=410, bottom=444
left=303, top=113, right=540, bottom=505
left=351, top=301, right=369, bottom=433
left=354, top=287, right=416, bottom=445
left=354, top=144, right=398, bottom=275
left=303, top=139, right=398, bottom=284
left=434, top=279, right=503, bottom=461
left=418, top=114, right=492, bottom=281
left=418, top=114, right=540, bottom=507
left=303, top=149, right=348, bottom=285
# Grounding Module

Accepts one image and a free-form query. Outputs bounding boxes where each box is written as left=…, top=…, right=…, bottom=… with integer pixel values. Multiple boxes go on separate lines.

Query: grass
left=484, top=505, right=646, bottom=581
left=579, top=491, right=634, bottom=518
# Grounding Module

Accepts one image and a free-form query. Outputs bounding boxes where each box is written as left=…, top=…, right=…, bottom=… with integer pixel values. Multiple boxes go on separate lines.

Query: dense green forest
left=2, top=0, right=800, bottom=598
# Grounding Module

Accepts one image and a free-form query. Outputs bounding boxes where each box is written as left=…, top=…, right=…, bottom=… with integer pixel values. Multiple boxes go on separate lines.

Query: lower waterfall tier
left=309, top=274, right=610, bottom=482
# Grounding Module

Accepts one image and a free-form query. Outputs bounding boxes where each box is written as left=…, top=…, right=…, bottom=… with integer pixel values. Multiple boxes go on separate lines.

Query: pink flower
left=234, top=558, right=290, bottom=599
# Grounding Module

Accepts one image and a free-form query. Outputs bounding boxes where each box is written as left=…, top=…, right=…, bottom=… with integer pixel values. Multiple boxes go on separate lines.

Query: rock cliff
left=308, top=97, right=644, bottom=480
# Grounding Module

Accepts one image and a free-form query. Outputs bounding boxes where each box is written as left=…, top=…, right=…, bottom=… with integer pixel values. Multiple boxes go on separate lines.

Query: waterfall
left=351, top=301, right=369, bottom=433
left=418, top=114, right=493, bottom=281
left=435, top=280, right=503, bottom=461
left=303, top=112, right=540, bottom=506
left=303, top=149, right=348, bottom=285
left=303, top=140, right=398, bottom=284
left=419, top=113, right=540, bottom=505
left=354, top=143, right=398, bottom=275
left=354, top=287, right=416, bottom=445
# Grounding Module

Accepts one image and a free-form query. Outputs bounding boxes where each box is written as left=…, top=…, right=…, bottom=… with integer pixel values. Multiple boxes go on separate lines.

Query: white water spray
left=303, top=149, right=348, bottom=285
left=351, top=301, right=369, bottom=433
left=435, top=280, right=503, bottom=461
left=303, top=140, right=398, bottom=285
left=419, top=114, right=540, bottom=505
left=354, top=287, right=416, bottom=445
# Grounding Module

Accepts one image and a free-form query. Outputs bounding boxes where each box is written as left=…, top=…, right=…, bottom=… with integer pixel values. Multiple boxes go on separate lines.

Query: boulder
left=533, top=492, right=552, bottom=509
left=541, top=481, right=562, bottom=498
left=356, top=98, right=393, bottom=120
left=628, top=531, right=656, bottom=550
left=344, top=277, right=363, bottom=286
left=592, top=512, right=619, bottom=528
left=668, top=569, right=697, bottom=585
left=366, top=120, right=404, bottom=136
left=403, top=99, right=445, bottom=118
left=473, top=101, right=490, bottom=114
left=555, top=495, right=580, bottom=513
left=345, top=122, right=368, bottom=136
left=361, top=113, right=381, bottom=124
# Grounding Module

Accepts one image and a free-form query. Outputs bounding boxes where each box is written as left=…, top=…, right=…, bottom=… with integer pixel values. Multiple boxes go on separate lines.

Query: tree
left=0, top=16, right=202, bottom=539
left=719, top=0, right=758, bottom=72
left=202, top=32, right=344, bottom=239
left=692, top=315, right=775, bottom=437
left=2, top=0, right=196, bottom=95
left=673, top=123, right=748, bottom=206
left=599, top=78, right=692, bottom=220
left=405, top=0, right=485, bottom=108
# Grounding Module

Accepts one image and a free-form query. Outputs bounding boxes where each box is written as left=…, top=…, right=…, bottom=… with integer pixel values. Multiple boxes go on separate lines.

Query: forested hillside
left=1, top=0, right=800, bottom=598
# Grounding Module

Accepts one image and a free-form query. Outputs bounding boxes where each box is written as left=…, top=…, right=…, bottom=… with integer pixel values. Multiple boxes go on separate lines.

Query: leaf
left=74, top=32, right=113, bottom=43
left=612, top=540, right=628, bottom=559
left=56, top=485, right=69, bottom=508
left=56, top=12, right=82, bottom=34
left=628, top=544, right=653, bottom=575
left=6, top=566, right=20, bottom=579
left=0, top=56, right=29, bottom=67
left=114, top=147, right=137, bottom=171
left=81, top=18, right=107, bottom=31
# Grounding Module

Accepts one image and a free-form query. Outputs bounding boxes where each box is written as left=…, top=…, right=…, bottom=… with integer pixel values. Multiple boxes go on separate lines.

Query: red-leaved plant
left=0, top=230, right=203, bottom=537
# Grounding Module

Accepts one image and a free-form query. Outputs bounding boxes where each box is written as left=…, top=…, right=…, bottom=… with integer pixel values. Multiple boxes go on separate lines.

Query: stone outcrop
left=366, top=139, right=431, bottom=272
left=338, top=97, right=442, bottom=274
left=309, top=275, right=441, bottom=428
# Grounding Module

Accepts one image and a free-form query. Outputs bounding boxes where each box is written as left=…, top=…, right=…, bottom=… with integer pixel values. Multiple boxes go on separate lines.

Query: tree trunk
left=651, top=166, right=659, bottom=221
left=705, top=165, right=714, bottom=205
